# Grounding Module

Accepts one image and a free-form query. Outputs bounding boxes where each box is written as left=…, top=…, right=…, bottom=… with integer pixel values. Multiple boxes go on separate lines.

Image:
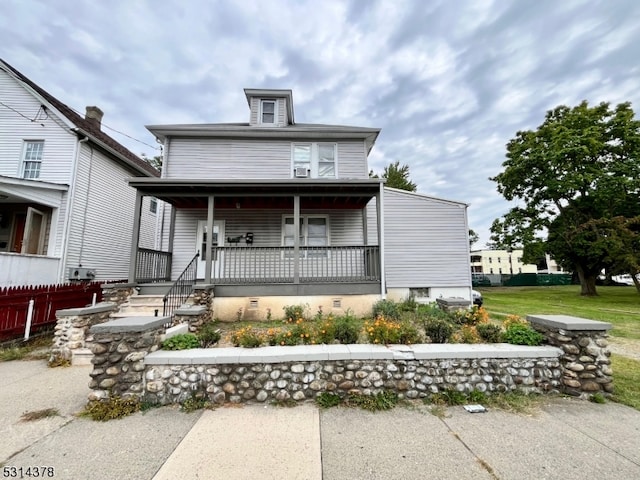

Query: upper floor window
left=260, top=99, right=276, bottom=124
left=292, top=143, right=336, bottom=178
left=22, top=141, right=44, bottom=179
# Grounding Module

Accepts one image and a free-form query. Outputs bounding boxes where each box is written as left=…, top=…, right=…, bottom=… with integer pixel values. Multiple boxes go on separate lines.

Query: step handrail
left=163, top=252, right=199, bottom=317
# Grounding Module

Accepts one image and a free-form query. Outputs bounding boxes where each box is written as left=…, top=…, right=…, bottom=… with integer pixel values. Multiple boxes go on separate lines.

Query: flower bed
left=161, top=300, right=544, bottom=351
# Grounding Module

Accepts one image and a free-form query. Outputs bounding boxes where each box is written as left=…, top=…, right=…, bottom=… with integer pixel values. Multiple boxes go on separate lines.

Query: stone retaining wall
left=101, top=283, right=136, bottom=309
left=143, top=346, right=562, bottom=405
left=85, top=315, right=613, bottom=405
left=51, top=302, right=117, bottom=364
left=87, top=316, right=169, bottom=401
left=528, top=314, right=613, bottom=397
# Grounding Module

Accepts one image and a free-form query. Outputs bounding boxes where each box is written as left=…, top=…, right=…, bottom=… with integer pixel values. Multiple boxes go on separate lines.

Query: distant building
left=470, top=249, right=537, bottom=275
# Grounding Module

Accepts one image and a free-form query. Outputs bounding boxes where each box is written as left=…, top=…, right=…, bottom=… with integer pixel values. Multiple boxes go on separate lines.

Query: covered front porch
left=127, top=179, right=385, bottom=296
left=0, top=176, right=66, bottom=286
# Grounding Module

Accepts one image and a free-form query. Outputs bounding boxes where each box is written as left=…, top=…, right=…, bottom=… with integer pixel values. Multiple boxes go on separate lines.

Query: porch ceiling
left=127, top=178, right=383, bottom=209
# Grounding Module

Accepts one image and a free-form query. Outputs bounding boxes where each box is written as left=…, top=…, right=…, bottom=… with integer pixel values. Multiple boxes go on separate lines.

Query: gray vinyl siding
left=338, top=140, right=368, bottom=178
left=65, top=143, right=156, bottom=280
left=368, top=188, right=470, bottom=288
left=0, top=69, right=76, bottom=184
left=166, top=138, right=369, bottom=180
left=170, top=208, right=364, bottom=279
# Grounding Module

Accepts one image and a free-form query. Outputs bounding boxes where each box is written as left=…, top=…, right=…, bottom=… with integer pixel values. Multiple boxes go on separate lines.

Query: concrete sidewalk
left=2, top=360, right=640, bottom=480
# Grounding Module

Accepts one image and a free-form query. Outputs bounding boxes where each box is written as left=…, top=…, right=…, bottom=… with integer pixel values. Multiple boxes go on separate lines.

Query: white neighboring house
left=0, top=59, right=159, bottom=287
left=127, top=88, right=472, bottom=319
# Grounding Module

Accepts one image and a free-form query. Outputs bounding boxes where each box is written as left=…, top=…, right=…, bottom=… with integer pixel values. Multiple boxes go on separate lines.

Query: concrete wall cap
left=174, top=305, right=207, bottom=315
left=90, top=316, right=170, bottom=333
left=101, top=282, right=137, bottom=289
left=56, top=302, right=117, bottom=317
left=527, top=314, right=612, bottom=331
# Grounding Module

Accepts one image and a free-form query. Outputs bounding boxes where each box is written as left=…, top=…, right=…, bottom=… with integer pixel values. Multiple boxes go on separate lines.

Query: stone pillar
left=51, top=302, right=118, bottom=366
left=191, top=285, right=214, bottom=320
left=101, top=282, right=137, bottom=309
left=528, top=314, right=613, bottom=397
left=172, top=305, right=209, bottom=332
left=87, top=316, right=169, bottom=401
left=435, top=297, right=470, bottom=314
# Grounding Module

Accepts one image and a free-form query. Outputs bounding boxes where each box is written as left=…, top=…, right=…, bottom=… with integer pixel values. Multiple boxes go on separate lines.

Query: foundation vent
left=332, top=299, right=342, bottom=309
left=249, top=299, right=259, bottom=309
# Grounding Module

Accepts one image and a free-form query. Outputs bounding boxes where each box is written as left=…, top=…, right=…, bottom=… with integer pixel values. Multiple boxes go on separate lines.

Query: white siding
left=170, top=208, right=364, bottom=279
left=166, top=138, right=369, bottom=180
left=65, top=143, right=156, bottom=280
left=368, top=188, right=471, bottom=289
left=0, top=69, right=76, bottom=184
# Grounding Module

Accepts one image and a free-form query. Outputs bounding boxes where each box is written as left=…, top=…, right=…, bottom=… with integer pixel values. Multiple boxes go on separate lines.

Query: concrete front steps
left=112, top=294, right=166, bottom=317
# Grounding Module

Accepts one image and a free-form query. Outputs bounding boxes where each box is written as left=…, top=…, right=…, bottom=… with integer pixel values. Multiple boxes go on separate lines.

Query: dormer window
left=260, top=99, right=276, bottom=124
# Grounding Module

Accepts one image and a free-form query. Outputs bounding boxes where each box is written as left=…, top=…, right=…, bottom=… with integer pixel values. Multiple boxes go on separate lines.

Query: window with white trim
left=260, top=99, right=276, bottom=124
left=282, top=215, right=329, bottom=257
left=22, top=141, right=44, bottom=179
left=291, top=143, right=336, bottom=178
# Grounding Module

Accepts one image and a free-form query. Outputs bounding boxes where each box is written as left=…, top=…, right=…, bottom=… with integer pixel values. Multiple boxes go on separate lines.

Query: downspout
left=58, top=134, right=88, bottom=282
left=463, top=204, right=473, bottom=302
left=78, top=143, right=95, bottom=266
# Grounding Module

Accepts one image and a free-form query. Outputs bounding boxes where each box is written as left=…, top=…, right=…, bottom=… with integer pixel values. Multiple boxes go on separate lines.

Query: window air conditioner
left=294, top=167, right=309, bottom=178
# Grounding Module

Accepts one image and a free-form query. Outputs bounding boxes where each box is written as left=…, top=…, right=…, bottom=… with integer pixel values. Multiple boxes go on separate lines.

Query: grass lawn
left=479, top=285, right=640, bottom=410
left=479, top=285, right=640, bottom=340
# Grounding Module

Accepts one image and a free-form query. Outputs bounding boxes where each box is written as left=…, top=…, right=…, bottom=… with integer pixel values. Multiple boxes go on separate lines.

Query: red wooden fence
left=0, top=281, right=118, bottom=341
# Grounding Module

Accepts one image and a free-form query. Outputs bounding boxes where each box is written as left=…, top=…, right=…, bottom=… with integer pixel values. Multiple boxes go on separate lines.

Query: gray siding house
left=0, top=59, right=159, bottom=286
left=128, top=89, right=472, bottom=319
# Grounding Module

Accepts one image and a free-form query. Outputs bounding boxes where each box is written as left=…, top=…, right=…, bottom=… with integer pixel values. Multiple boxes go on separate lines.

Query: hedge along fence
left=85, top=314, right=613, bottom=406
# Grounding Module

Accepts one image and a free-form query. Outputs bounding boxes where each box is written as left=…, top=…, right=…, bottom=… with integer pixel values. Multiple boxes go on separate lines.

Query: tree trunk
left=631, top=268, right=640, bottom=295
left=576, top=264, right=598, bottom=296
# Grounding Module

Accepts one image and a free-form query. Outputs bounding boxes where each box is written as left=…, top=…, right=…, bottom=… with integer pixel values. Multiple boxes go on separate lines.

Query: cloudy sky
left=2, top=0, right=639, bottom=245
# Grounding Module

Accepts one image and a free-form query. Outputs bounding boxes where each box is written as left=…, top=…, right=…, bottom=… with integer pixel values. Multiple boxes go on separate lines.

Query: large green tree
left=370, top=161, right=417, bottom=192
left=490, top=101, right=640, bottom=296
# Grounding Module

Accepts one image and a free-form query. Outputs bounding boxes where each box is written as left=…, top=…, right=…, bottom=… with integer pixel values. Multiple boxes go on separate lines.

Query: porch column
left=166, top=204, right=177, bottom=277
left=293, top=195, right=300, bottom=284
left=205, top=195, right=214, bottom=284
left=376, top=184, right=386, bottom=298
left=128, top=190, right=143, bottom=283
left=362, top=207, right=368, bottom=245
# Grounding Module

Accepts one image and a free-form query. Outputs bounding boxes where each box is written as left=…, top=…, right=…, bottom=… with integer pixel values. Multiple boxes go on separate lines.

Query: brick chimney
left=85, top=106, right=104, bottom=129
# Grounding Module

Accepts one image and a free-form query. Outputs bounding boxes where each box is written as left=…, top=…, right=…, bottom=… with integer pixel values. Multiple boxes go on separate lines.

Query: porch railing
left=211, top=245, right=380, bottom=284
left=135, top=248, right=172, bottom=283
left=163, top=252, right=199, bottom=318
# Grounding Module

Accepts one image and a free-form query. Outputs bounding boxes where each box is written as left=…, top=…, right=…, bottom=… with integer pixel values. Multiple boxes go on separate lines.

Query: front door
left=196, top=220, right=225, bottom=279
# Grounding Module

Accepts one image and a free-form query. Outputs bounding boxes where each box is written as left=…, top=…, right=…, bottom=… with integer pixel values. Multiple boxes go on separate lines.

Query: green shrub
left=181, top=394, right=213, bottom=412
left=476, top=323, right=502, bottom=343
left=398, top=320, right=422, bottom=344
left=316, top=392, right=342, bottom=408
left=314, top=317, right=337, bottom=344
left=197, top=322, right=221, bottom=347
left=162, top=334, right=201, bottom=350
left=283, top=304, right=307, bottom=322
left=229, top=326, right=264, bottom=348
left=502, top=323, right=543, bottom=346
left=347, top=391, right=398, bottom=411
left=423, top=317, right=454, bottom=343
left=399, top=296, right=418, bottom=312
left=416, top=303, right=452, bottom=321
left=428, top=388, right=467, bottom=406
left=333, top=314, right=360, bottom=344
left=372, top=299, right=401, bottom=320
left=453, top=306, right=489, bottom=326
left=81, top=395, right=140, bottom=421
